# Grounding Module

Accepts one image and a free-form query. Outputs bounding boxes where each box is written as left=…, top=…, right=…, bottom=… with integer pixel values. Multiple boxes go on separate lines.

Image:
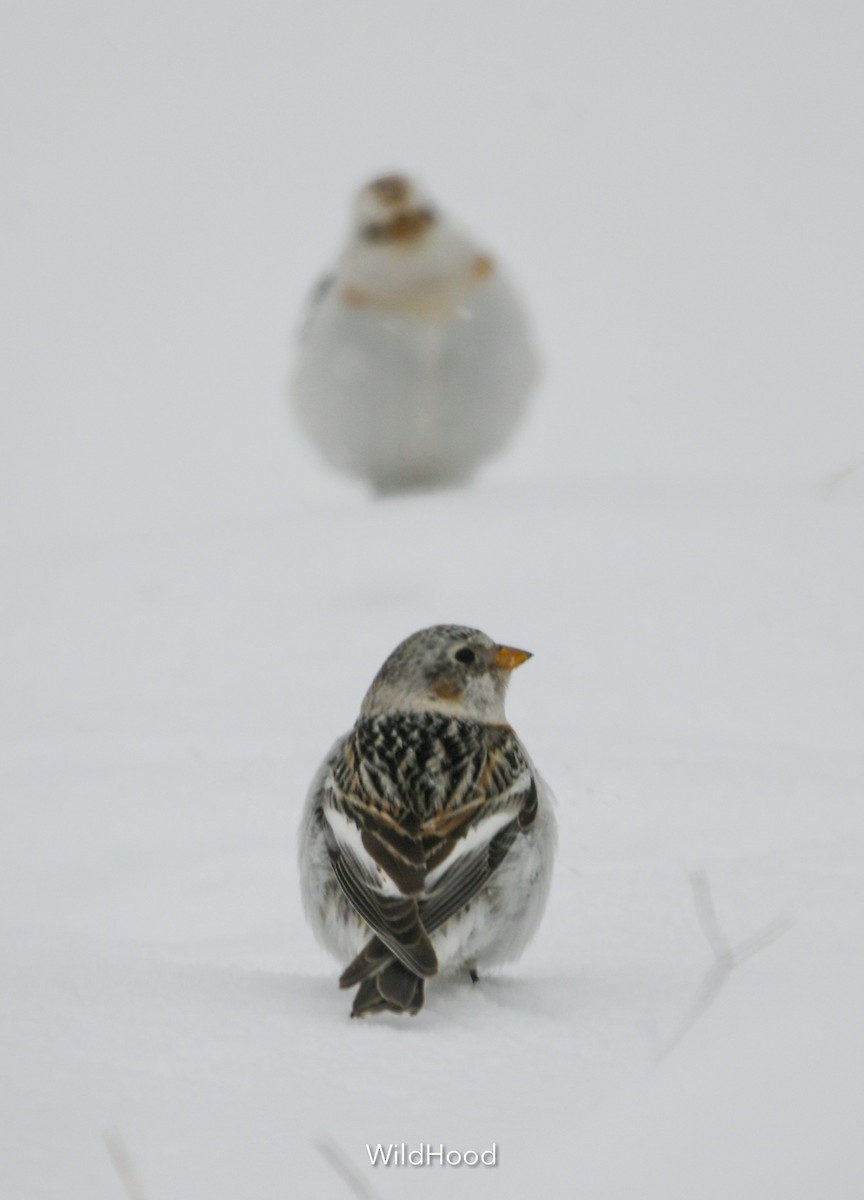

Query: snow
left=2, top=1, right=863, bottom=1196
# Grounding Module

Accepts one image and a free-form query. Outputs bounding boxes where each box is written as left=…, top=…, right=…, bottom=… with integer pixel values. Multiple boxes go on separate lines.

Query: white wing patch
left=424, top=807, right=518, bottom=890
left=323, top=801, right=404, bottom=898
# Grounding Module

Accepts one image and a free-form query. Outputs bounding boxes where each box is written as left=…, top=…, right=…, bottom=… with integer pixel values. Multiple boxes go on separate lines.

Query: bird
left=291, top=173, right=540, bottom=493
left=298, top=624, right=556, bottom=1017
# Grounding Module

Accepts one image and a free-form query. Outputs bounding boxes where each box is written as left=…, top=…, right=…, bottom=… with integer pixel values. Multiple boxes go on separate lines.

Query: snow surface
left=2, top=2, right=863, bottom=1197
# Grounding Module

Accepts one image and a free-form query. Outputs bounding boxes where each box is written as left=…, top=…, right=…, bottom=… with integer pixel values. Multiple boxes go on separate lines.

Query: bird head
left=360, top=625, right=532, bottom=724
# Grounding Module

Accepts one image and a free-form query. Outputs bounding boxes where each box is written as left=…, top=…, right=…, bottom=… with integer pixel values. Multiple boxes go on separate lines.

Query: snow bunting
left=299, top=625, right=556, bottom=1017
left=291, top=174, right=540, bottom=492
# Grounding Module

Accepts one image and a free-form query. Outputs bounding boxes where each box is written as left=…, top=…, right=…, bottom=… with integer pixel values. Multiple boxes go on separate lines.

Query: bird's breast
left=338, top=254, right=495, bottom=322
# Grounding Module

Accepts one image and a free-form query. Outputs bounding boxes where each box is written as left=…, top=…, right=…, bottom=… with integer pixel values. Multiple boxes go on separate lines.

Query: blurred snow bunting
left=299, top=624, right=556, bottom=1017
left=291, top=173, right=540, bottom=492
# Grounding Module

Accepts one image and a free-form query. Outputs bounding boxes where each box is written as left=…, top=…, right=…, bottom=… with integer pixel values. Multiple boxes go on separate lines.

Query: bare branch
left=822, top=458, right=864, bottom=497
left=657, top=963, right=727, bottom=1061
left=688, top=870, right=732, bottom=962
left=734, top=913, right=796, bottom=964
left=655, top=874, right=794, bottom=1063
left=102, top=1128, right=150, bottom=1200
left=314, top=1138, right=382, bottom=1200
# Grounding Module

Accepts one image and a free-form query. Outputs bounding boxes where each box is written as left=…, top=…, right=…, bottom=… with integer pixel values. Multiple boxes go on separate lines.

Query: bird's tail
left=349, top=959, right=425, bottom=1017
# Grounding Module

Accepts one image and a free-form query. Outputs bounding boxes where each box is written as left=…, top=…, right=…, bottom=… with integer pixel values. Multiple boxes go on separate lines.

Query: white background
left=2, top=2, right=863, bottom=1196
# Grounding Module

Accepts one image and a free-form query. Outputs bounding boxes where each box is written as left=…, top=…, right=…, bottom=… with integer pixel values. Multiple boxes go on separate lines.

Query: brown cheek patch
left=472, top=254, right=494, bottom=280
left=341, top=284, right=373, bottom=307
left=430, top=678, right=464, bottom=701
left=385, top=210, right=433, bottom=242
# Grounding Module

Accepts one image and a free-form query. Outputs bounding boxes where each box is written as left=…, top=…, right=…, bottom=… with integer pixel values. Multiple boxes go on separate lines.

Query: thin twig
left=655, top=871, right=794, bottom=1063
left=822, top=458, right=864, bottom=497
left=734, top=913, right=796, bottom=964
left=689, top=870, right=732, bottom=962
left=314, top=1137, right=382, bottom=1200
left=102, top=1128, right=151, bottom=1200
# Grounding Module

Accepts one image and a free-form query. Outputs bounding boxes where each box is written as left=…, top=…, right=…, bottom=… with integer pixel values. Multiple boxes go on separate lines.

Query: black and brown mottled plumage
left=299, top=626, right=556, bottom=1017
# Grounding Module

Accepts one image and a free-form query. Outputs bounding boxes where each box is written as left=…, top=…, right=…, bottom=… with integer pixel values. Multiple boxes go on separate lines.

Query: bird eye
left=454, top=648, right=475, bottom=665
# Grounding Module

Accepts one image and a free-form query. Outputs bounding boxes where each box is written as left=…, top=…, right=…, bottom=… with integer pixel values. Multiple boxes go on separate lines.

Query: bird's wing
left=419, top=770, right=537, bottom=934
left=321, top=735, right=438, bottom=977
left=324, top=722, right=537, bottom=983
left=325, top=821, right=437, bottom=977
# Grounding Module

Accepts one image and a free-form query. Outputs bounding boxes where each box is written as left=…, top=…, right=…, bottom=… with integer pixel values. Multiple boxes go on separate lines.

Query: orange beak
left=493, top=645, right=532, bottom=671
